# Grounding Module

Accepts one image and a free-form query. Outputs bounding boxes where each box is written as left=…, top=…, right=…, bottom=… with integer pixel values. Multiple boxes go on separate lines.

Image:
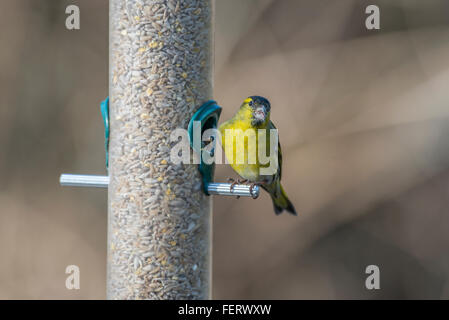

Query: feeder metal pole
left=108, top=0, right=213, bottom=299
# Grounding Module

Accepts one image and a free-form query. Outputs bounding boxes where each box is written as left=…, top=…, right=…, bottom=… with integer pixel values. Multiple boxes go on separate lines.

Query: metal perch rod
left=60, top=174, right=109, bottom=188
left=59, top=174, right=259, bottom=198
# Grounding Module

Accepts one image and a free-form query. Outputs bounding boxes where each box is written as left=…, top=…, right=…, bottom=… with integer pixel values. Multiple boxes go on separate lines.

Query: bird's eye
left=249, top=100, right=253, bottom=106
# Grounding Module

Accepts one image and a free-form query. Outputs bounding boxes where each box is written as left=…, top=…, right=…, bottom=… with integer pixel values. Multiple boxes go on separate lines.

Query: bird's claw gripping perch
left=228, top=178, right=239, bottom=190
left=227, top=178, right=239, bottom=198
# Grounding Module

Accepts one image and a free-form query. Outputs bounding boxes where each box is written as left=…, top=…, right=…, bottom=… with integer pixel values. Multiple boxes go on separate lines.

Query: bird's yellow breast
left=218, top=107, right=271, bottom=182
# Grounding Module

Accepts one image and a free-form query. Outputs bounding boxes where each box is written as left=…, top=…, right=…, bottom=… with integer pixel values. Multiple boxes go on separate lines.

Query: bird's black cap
left=250, top=96, right=271, bottom=112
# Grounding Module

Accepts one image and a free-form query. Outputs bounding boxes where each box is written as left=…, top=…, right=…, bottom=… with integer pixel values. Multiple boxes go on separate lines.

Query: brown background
left=1, top=0, right=449, bottom=299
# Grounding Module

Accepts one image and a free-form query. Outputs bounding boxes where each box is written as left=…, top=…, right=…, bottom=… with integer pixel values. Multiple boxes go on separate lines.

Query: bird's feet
left=227, top=178, right=250, bottom=199
left=226, top=178, right=261, bottom=199
left=227, top=178, right=249, bottom=189
left=227, top=178, right=238, bottom=198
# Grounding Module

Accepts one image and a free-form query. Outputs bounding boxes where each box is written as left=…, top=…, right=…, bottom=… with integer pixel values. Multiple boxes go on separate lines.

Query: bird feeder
left=59, top=0, right=258, bottom=300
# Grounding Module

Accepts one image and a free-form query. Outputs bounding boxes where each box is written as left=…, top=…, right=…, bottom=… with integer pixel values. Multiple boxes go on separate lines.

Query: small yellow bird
left=219, top=96, right=297, bottom=215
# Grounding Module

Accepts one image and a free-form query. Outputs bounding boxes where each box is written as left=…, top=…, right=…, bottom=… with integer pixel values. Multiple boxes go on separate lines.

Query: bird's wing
left=269, top=121, right=282, bottom=180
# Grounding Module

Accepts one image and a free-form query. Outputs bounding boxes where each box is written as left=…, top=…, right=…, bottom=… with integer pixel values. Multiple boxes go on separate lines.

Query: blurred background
left=1, top=0, right=449, bottom=299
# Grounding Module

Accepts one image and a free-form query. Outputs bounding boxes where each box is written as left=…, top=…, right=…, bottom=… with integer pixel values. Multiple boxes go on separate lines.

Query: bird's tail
left=270, top=183, right=297, bottom=216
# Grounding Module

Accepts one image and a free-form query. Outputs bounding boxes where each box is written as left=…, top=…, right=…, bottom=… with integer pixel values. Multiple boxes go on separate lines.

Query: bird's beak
left=254, top=106, right=266, bottom=120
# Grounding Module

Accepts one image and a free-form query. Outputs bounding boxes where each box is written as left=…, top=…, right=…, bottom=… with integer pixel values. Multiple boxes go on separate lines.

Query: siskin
left=219, top=96, right=297, bottom=215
